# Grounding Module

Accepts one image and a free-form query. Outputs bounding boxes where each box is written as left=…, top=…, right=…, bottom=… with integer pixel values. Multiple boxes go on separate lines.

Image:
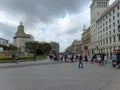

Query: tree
left=25, top=41, right=52, bottom=55
left=42, top=43, right=52, bottom=55
left=25, top=41, right=38, bottom=53
left=0, top=44, right=18, bottom=51
left=8, top=44, right=18, bottom=51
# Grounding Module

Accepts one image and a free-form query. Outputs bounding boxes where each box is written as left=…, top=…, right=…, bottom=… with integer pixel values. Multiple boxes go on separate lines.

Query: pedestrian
left=104, top=55, right=108, bottom=65
left=84, top=55, right=88, bottom=63
left=15, top=53, right=19, bottom=63
left=11, top=52, right=15, bottom=62
left=111, top=53, right=117, bottom=67
left=91, top=55, right=95, bottom=64
left=78, top=55, right=84, bottom=68
left=64, top=54, right=67, bottom=62
left=33, top=52, right=37, bottom=61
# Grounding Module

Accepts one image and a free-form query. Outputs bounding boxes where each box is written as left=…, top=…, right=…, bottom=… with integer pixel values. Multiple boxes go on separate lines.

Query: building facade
left=13, top=22, right=34, bottom=52
left=50, top=42, right=59, bottom=53
left=72, top=40, right=82, bottom=54
left=90, top=0, right=109, bottom=54
left=65, top=40, right=82, bottom=54
left=90, top=0, right=120, bottom=58
left=81, top=26, right=91, bottom=55
left=0, top=38, right=9, bottom=46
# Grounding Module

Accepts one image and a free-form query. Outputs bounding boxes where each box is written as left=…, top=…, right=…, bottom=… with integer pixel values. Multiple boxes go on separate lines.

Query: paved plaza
left=0, top=60, right=120, bottom=90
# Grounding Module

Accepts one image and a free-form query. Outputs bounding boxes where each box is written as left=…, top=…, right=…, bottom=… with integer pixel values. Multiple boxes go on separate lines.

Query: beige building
left=13, top=22, right=34, bottom=52
left=90, top=0, right=120, bottom=58
left=90, top=0, right=110, bottom=54
left=50, top=42, right=59, bottom=53
left=72, top=40, right=82, bottom=54
left=65, top=40, right=82, bottom=54
left=0, top=38, right=9, bottom=46
left=81, top=26, right=91, bottom=55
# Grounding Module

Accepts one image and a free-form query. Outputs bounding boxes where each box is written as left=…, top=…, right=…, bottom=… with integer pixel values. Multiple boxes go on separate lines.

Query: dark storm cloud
left=0, top=0, right=91, bottom=23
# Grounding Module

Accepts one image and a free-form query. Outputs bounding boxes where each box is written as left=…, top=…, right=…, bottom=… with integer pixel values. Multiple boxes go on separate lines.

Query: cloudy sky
left=0, top=0, right=115, bottom=52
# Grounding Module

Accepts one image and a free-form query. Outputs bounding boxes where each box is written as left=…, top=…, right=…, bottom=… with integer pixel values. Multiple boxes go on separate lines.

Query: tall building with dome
left=13, top=22, right=34, bottom=52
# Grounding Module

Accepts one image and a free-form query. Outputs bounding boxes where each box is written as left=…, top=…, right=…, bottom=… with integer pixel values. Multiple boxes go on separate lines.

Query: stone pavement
left=0, top=59, right=120, bottom=90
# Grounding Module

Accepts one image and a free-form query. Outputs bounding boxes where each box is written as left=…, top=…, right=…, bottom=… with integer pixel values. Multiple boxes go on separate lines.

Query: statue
left=18, top=22, right=24, bottom=31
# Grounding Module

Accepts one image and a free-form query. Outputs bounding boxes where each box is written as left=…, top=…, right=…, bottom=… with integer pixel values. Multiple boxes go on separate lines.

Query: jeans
left=78, top=61, right=83, bottom=68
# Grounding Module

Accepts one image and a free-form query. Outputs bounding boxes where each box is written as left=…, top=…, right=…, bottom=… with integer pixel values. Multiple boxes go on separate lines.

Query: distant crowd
left=49, top=52, right=120, bottom=68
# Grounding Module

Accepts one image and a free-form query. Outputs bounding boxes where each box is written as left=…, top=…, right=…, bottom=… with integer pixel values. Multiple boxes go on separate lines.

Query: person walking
left=33, top=52, right=37, bottom=61
left=104, top=55, right=108, bottom=65
left=11, top=52, right=15, bottom=63
left=78, top=55, right=84, bottom=68
left=84, top=55, right=88, bottom=63
left=15, top=53, right=19, bottom=63
left=111, top=53, right=117, bottom=67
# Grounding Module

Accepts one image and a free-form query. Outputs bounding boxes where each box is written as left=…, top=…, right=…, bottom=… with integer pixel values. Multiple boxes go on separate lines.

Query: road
left=0, top=60, right=120, bottom=90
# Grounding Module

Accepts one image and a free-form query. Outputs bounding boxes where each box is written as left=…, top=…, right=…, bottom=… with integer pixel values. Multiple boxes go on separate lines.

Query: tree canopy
left=25, top=41, right=51, bottom=55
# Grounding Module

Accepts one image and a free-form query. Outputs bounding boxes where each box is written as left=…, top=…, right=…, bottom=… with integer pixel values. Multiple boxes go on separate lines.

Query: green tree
left=42, top=43, right=52, bottom=55
left=25, top=42, right=52, bottom=55
left=25, top=41, right=38, bottom=53
left=8, top=44, right=18, bottom=51
left=0, top=44, right=18, bottom=51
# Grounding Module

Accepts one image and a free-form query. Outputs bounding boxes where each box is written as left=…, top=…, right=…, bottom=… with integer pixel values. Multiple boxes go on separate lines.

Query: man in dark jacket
left=78, top=55, right=84, bottom=68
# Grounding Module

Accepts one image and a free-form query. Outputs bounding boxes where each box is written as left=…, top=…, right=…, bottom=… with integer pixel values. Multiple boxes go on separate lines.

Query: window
left=119, top=34, right=120, bottom=41
left=101, top=41, right=102, bottom=45
left=103, top=29, right=105, bottom=32
left=118, top=26, right=120, bottom=32
left=118, top=20, right=120, bottom=24
left=113, top=29, right=115, bottom=33
left=113, top=36, right=116, bottom=43
left=109, top=25, right=111, bottom=29
left=106, top=33, right=108, bottom=36
left=109, top=19, right=111, bottom=23
left=109, top=12, right=111, bottom=16
left=113, top=22, right=115, bottom=27
left=106, top=38, right=108, bottom=44
left=113, top=9, right=115, bottom=13
left=106, top=27, right=108, bottom=30
left=103, top=39, right=105, bottom=45
left=109, top=37, right=111, bottom=43
left=103, top=23, right=105, bottom=27
left=106, top=15, right=108, bottom=19
left=97, top=2, right=107, bottom=8
left=117, top=13, right=120, bottom=17
left=109, top=31, right=111, bottom=35
left=106, top=21, right=108, bottom=25
left=117, top=5, right=119, bottom=10
left=113, top=16, right=115, bottom=20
